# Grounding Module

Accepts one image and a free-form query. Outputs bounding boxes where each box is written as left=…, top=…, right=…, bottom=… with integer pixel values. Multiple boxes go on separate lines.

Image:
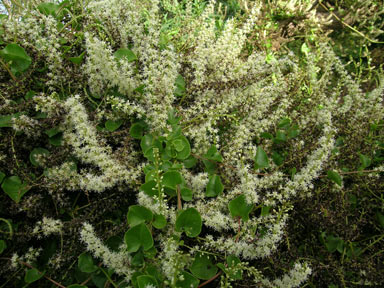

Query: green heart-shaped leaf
left=130, top=121, right=148, bottom=139
left=228, top=195, right=254, bottom=221
left=174, top=136, right=191, bottom=160
left=217, top=255, right=242, bottom=280
left=69, top=51, right=86, bottom=65
left=162, top=171, right=183, bottom=190
left=174, top=74, right=186, bottom=97
left=25, top=268, right=45, bottom=283
left=327, top=170, right=342, bottom=186
left=190, top=253, right=217, bottom=280
left=175, top=208, right=202, bottom=238
left=105, top=119, right=123, bottom=132
left=137, top=275, right=158, bottom=288
left=204, top=145, right=223, bottom=162
left=175, top=271, right=199, bottom=288
left=124, top=223, right=153, bottom=253
left=37, top=3, right=60, bottom=17
left=140, top=180, right=157, bottom=197
left=127, top=205, right=153, bottom=227
left=278, top=118, right=291, bottom=129
left=1, top=176, right=30, bottom=203
left=180, top=186, right=193, bottom=201
left=273, top=131, right=287, bottom=144
left=205, top=174, right=223, bottom=197
left=359, top=153, right=371, bottom=170
left=254, top=146, right=269, bottom=170
left=152, top=214, right=167, bottom=229
left=0, top=44, right=31, bottom=73
left=114, top=48, right=137, bottom=62
left=78, top=252, right=98, bottom=273
left=30, top=148, right=50, bottom=167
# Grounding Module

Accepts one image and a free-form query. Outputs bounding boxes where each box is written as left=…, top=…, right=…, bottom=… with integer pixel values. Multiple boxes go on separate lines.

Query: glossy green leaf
left=174, top=74, right=186, bottom=97
left=69, top=51, right=86, bottom=65
left=0, top=172, right=5, bottom=183
left=183, top=156, right=197, bottom=169
left=105, top=119, right=123, bottom=132
left=132, top=250, right=144, bottom=267
left=172, top=139, right=185, bottom=152
left=273, top=131, right=287, bottom=144
left=278, top=118, right=291, bottom=129
left=129, top=121, right=148, bottom=139
left=45, top=127, right=60, bottom=137
left=175, top=208, right=202, bottom=238
left=141, top=134, right=154, bottom=154
left=287, top=125, right=300, bottom=138
left=204, top=145, right=223, bottom=162
left=25, top=268, right=44, bottom=283
left=134, top=84, right=146, bottom=94
left=25, top=90, right=36, bottom=100
left=152, top=214, right=167, bottom=229
left=0, top=240, right=6, bottom=254
left=206, top=174, right=223, bottom=197
left=1, top=176, right=29, bottom=203
left=260, top=132, right=273, bottom=139
left=359, top=154, right=371, bottom=169
left=327, top=170, right=342, bottom=186
left=174, top=136, right=191, bottom=160
left=190, top=253, right=217, bottom=280
left=217, top=255, right=242, bottom=280
left=254, top=146, right=269, bottom=170
left=29, top=147, right=50, bottom=167
left=124, top=223, right=153, bottom=253
left=78, top=252, right=98, bottom=273
left=114, top=48, right=137, bottom=62
left=167, top=109, right=181, bottom=125
left=175, top=271, right=199, bottom=288
left=228, top=195, right=254, bottom=221
left=203, top=159, right=216, bottom=174
left=140, top=180, right=157, bottom=197
left=260, top=206, right=271, bottom=217
left=180, top=186, right=193, bottom=201
left=37, top=3, right=60, bottom=17
left=0, top=44, right=31, bottom=73
left=324, top=235, right=343, bottom=253
left=144, top=246, right=157, bottom=259
left=145, top=265, right=162, bottom=284
left=127, top=205, right=153, bottom=227
left=68, top=285, right=88, bottom=288
left=137, top=275, right=158, bottom=288
left=271, top=151, right=284, bottom=166
left=105, top=236, right=123, bottom=252
left=0, top=115, right=13, bottom=127
left=49, top=133, right=63, bottom=146
left=162, top=171, right=183, bottom=189
left=91, top=272, right=107, bottom=288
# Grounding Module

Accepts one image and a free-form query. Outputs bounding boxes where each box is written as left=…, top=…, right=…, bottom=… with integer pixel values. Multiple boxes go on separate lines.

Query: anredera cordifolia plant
left=0, top=0, right=383, bottom=287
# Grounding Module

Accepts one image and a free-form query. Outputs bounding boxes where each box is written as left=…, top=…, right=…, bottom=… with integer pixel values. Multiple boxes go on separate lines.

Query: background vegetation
left=0, top=0, right=383, bottom=287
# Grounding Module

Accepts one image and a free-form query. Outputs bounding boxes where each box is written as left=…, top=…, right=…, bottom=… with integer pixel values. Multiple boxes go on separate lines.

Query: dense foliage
left=0, top=0, right=383, bottom=287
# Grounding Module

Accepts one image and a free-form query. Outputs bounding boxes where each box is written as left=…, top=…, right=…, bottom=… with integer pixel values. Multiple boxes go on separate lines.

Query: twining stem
left=0, top=259, right=67, bottom=288
left=197, top=271, right=223, bottom=288
left=0, top=58, right=17, bottom=82
left=177, top=185, right=182, bottom=210
left=0, top=218, right=13, bottom=238
left=318, top=1, right=384, bottom=44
